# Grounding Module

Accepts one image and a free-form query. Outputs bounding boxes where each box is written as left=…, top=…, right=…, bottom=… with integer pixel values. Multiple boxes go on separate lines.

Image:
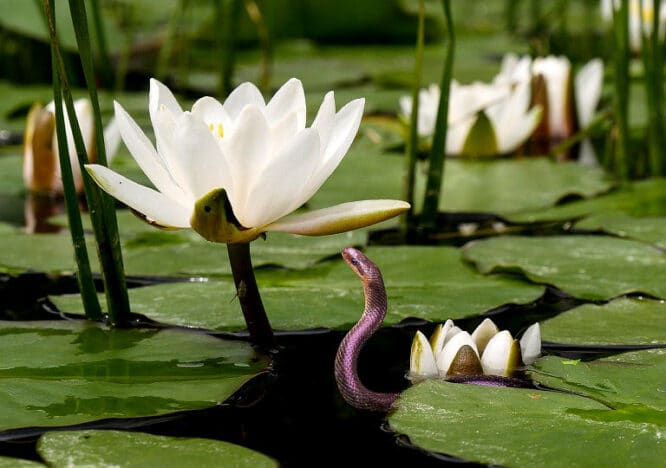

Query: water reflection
left=24, top=193, right=66, bottom=233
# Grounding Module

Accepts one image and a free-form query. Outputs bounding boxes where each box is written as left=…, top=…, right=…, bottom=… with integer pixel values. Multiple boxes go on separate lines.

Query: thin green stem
left=643, top=0, right=666, bottom=176
left=612, top=0, right=631, bottom=180
left=44, top=0, right=101, bottom=320
left=244, top=0, right=271, bottom=95
left=402, top=0, right=425, bottom=232
left=419, top=0, right=454, bottom=233
left=89, top=0, right=113, bottom=88
left=227, top=242, right=275, bottom=350
left=46, top=0, right=131, bottom=324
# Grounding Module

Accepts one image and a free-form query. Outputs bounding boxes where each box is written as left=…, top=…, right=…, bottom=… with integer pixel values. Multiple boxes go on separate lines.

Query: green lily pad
left=413, top=158, right=613, bottom=215
left=0, top=320, right=267, bottom=433
left=508, top=178, right=666, bottom=223
left=52, top=246, right=544, bottom=331
left=0, top=457, right=43, bottom=467
left=541, top=298, right=666, bottom=345
left=530, top=349, right=666, bottom=415
left=463, top=235, right=666, bottom=300
left=37, top=430, right=277, bottom=468
left=389, top=379, right=666, bottom=467
left=575, top=213, right=666, bottom=249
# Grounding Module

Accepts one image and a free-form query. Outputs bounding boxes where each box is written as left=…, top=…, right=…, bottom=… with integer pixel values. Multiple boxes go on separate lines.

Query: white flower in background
left=409, top=318, right=541, bottom=380
left=86, top=78, right=409, bottom=244
left=400, top=80, right=542, bottom=157
left=23, top=99, right=120, bottom=195
left=530, top=55, right=604, bottom=162
left=601, top=0, right=666, bottom=51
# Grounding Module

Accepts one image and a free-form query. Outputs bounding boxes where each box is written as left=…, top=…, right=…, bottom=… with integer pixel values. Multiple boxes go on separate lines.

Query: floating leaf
left=413, top=158, right=613, bottom=215
left=463, top=235, right=666, bottom=300
left=541, top=298, right=666, bottom=345
left=0, top=456, right=43, bottom=467
left=575, top=213, right=666, bottom=249
left=509, top=178, right=666, bottom=223
left=37, top=430, right=277, bottom=468
left=0, top=320, right=267, bottom=433
left=530, top=349, right=666, bottom=414
left=52, top=246, right=544, bottom=331
left=389, top=379, right=666, bottom=467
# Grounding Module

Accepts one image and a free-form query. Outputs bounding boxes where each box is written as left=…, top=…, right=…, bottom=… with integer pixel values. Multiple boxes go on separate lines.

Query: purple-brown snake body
left=335, top=247, right=399, bottom=411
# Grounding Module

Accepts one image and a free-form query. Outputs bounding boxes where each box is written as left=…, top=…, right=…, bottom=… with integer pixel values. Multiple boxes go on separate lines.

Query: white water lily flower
left=86, top=78, right=409, bottom=243
left=400, top=80, right=541, bottom=157
left=531, top=55, right=604, bottom=162
left=409, top=318, right=541, bottom=380
left=601, top=0, right=666, bottom=51
left=23, top=99, right=120, bottom=195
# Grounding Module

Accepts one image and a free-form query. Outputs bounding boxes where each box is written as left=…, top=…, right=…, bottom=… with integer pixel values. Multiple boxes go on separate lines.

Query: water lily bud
left=520, top=322, right=542, bottom=365
left=429, top=319, right=457, bottom=356
left=446, top=344, right=484, bottom=377
left=480, top=330, right=522, bottom=377
left=23, top=98, right=119, bottom=195
left=436, top=331, right=480, bottom=376
left=409, top=331, right=438, bottom=380
left=471, top=318, right=500, bottom=355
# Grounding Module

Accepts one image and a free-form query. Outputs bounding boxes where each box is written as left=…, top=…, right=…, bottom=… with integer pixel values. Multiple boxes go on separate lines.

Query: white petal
left=520, top=322, right=542, bottom=365
left=270, top=110, right=300, bottom=157
left=533, top=56, right=572, bottom=138
left=312, top=91, right=336, bottom=151
left=409, top=331, right=439, bottom=379
left=113, top=101, right=185, bottom=203
left=149, top=78, right=183, bottom=116
left=170, top=112, right=232, bottom=200
left=575, top=59, right=603, bottom=127
left=578, top=139, right=600, bottom=166
left=446, top=115, right=476, bottom=155
left=264, top=199, right=410, bottom=235
left=429, top=319, right=455, bottom=356
left=223, top=82, right=266, bottom=119
left=73, top=99, right=95, bottom=158
left=103, top=117, right=122, bottom=164
left=299, top=98, right=365, bottom=202
left=241, top=128, right=320, bottom=227
left=435, top=331, right=479, bottom=376
left=266, top=78, right=306, bottom=128
left=481, top=330, right=518, bottom=376
left=221, top=105, right=271, bottom=221
left=471, top=318, right=499, bottom=355
left=86, top=164, right=191, bottom=228
left=191, top=96, right=233, bottom=137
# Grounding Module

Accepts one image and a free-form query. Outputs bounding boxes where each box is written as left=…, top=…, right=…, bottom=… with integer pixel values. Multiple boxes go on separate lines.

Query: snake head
left=341, top=247, right=377, bottom=279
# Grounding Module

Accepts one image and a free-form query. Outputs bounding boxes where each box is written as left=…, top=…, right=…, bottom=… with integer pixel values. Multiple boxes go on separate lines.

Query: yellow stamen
left=217, top=123, right=224, bottom=138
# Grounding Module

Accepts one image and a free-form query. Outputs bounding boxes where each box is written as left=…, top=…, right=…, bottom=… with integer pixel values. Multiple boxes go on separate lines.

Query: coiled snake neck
left=334, top=247, right=399, bottom=411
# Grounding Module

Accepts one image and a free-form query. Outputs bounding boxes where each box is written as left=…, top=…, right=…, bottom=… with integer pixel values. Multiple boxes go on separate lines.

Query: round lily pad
left=575, top=213, right=666, bottom=249
left=389, top=378, right=666, bottom=467
left=463, top=235, right=666, bottom=300
left=37, top=430, right=277, bottom=468
left=0, top=320, right=267, bottom=434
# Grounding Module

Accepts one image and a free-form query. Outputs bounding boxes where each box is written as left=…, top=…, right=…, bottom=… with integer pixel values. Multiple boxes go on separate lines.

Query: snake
left=335, top=247, right=531, bottom=412
left=334, top=247, right=399, bottom=412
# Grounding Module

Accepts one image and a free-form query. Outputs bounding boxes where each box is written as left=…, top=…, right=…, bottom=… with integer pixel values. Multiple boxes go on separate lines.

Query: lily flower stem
left=227, top=242, right=275, bottom=350
left=419, top=0, right=454, bottom=233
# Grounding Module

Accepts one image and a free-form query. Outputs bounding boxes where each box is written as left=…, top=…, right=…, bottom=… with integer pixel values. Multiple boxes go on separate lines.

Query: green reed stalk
left=215, top=0, right=242, bottom=97
left=44, top=0, right=131, bottom=324
left=612, top=0, right=631, bottom=179
left=47, top=16, right=102, bottom=321
left=68, top=0, right=131, bottom=324
left=89, top=0, right=113, bottom=88
left=641, top=0, right=666, bottom=176
left=419, top=0, right=454, bottom=233
left=402, top=0, right=425, bottom=231
left=244, top=0, right=271, bottom=95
